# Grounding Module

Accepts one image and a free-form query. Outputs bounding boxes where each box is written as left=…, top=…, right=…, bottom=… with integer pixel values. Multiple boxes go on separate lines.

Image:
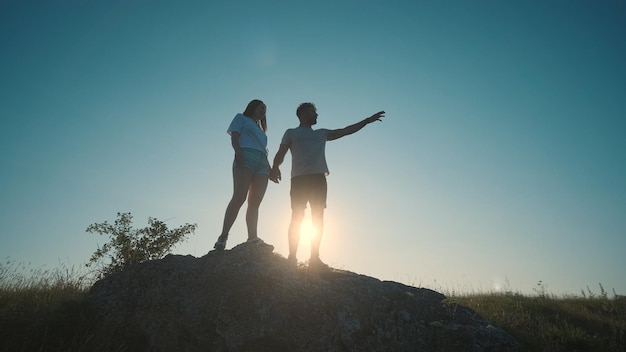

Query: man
left=270, top=102, right=385, bottom=270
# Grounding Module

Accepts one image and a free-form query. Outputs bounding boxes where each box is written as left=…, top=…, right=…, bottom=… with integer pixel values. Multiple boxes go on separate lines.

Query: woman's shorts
left=233, top=148, right=270, bottom=175
left=290, top=173, right=327, bottom=210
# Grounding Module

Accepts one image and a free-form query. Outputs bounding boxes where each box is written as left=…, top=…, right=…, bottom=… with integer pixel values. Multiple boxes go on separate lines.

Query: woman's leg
left=220, top=167, right=253, bottom=237
left=245, top=173, right=269, bottom=240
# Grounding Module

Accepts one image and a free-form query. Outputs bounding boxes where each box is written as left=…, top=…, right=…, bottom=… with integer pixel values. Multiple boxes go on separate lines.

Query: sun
left=299, top=218, right=316, bottom=245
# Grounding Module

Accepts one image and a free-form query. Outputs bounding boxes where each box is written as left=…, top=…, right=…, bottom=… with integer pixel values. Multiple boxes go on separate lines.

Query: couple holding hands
left=215, top=99, right=385, bottom=270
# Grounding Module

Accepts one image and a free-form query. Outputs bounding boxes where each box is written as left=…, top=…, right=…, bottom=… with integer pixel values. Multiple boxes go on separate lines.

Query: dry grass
left=0, top=260, right=122, bottom=351
left=448, top=289, right=626, bottom=352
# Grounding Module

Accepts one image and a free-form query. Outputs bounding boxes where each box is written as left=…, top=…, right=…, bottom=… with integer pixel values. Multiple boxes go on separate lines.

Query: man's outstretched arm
left=327, top=111, right=385, bottom=141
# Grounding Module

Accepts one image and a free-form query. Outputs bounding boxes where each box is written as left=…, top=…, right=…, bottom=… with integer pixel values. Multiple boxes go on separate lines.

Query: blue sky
left=1, top=0, right=625, bottom=296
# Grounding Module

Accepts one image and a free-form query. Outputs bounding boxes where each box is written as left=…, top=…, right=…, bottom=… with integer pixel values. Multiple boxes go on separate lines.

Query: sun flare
left=299, top=218, right=317, bottom=244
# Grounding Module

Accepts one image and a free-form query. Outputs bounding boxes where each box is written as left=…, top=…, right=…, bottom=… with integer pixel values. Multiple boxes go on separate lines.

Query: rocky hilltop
left=88, top=242, right=518, bottom=351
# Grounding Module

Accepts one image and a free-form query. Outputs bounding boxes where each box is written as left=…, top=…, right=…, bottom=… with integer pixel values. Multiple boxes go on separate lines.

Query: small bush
left=86, top=212, right=196, bottom=278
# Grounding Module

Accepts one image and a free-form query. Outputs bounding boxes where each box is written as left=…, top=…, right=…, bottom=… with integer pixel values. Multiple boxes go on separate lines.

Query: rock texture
left=88, top=242, right=518, bottom=351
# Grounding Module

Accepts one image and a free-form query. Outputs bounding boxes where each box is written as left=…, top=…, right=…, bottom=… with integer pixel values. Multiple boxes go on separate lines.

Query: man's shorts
left=233, top=148, right=270, bottom=175
left=290, top=174, right=327, bottom=210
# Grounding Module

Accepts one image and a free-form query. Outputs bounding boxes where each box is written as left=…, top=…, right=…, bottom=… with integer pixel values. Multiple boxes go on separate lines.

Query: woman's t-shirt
left=227, top=113, right=267, bottom=154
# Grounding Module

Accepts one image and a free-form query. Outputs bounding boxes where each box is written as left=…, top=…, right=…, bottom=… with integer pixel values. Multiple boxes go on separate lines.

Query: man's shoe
left=309, top=257, right=330, bottom=272
left=287, top=255, right=297, bottom=268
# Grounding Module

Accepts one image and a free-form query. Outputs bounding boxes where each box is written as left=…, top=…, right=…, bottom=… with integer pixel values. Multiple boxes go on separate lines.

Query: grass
left=0, top=260, right=123, bottom=352
left=1, top=261, right=625, bottom=352
left=446, top=287, right=626, bottom=352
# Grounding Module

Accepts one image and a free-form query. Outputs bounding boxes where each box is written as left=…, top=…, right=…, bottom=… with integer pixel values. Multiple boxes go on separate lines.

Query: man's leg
left=309, top=174, right=328, bottom=269
left=310, top=206, right=324, bottom=260
left=288, top=208, right=305, bottom=259
left=288, top=176, right=307, bottom=262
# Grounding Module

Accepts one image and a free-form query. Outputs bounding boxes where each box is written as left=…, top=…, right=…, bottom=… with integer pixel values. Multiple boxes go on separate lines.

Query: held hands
left=269, top=167, right=281, bottom=183
left=366, top=111, right=385, bottom=124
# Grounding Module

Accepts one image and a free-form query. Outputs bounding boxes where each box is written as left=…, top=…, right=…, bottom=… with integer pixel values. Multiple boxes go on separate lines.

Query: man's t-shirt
left=281, top=127, right=330, bottom=178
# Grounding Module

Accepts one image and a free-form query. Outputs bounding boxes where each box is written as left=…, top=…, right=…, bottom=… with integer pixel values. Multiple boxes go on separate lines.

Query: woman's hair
left=243, top=99, right=267, bottom=132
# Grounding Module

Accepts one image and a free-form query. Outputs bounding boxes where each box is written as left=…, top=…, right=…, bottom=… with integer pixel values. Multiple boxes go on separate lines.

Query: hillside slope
left=89, top=242, right=518, bottom=351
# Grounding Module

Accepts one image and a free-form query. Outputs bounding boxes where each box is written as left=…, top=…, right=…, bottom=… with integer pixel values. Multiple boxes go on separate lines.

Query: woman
left=214, top=99, right=273, bottom=251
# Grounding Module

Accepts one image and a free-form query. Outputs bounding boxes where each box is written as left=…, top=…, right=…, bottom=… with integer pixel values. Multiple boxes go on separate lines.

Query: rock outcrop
left=88, top=242, right=518, bottom=351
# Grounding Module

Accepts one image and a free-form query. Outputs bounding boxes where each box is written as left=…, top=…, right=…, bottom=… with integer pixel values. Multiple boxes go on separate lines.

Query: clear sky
left=1, top=1, right=625, bottom=296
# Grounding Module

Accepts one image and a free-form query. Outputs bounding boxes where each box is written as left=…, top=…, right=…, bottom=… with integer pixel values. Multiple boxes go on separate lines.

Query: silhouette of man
left=270, top=102, right=385, bottom=270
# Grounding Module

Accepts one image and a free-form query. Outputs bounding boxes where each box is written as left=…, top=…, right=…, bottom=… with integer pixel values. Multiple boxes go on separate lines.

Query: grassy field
left=448, top=291, right=626, bottom=351
left=1, top=262, right=625, bottom=352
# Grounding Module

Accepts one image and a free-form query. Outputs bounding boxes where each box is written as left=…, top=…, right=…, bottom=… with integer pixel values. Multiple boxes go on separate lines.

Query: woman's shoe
left=214, top=234, right=228, bottom=250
